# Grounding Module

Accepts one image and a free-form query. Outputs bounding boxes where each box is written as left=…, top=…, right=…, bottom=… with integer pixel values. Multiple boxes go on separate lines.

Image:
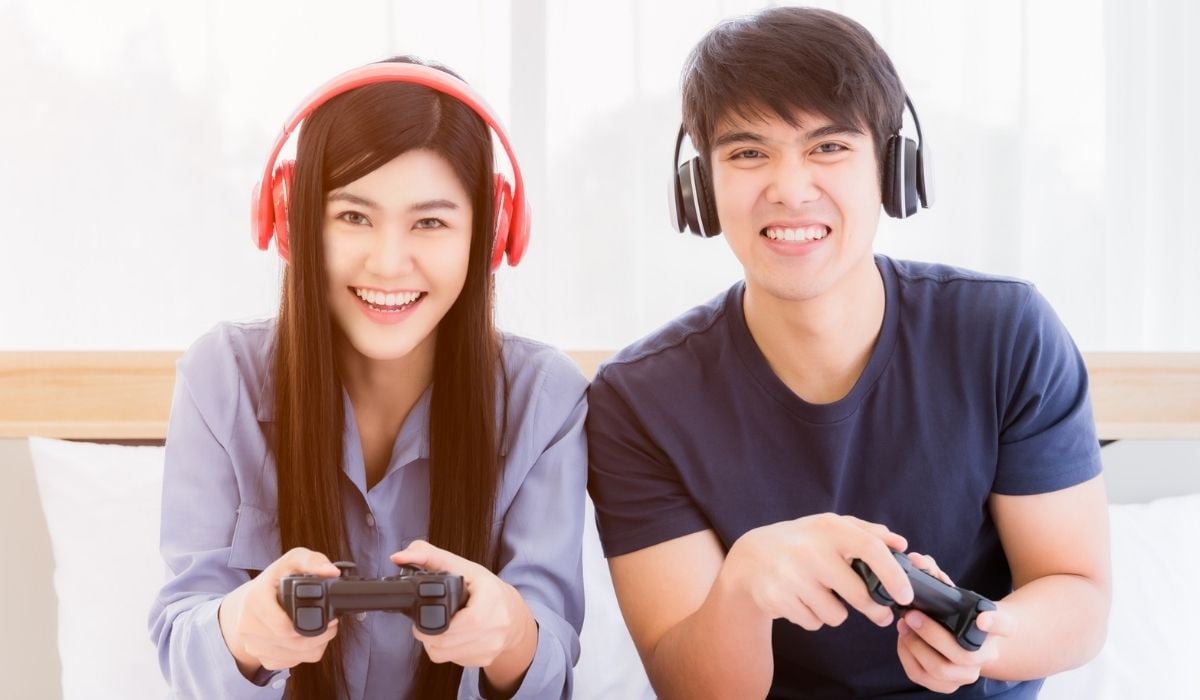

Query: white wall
left=1, top=0, right=1197, bottom=352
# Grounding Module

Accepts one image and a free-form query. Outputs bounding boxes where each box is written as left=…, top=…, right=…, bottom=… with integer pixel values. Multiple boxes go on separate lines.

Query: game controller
left=279, top=562, right=468, bottom=637
left=851, top=552, right=997, bottom=651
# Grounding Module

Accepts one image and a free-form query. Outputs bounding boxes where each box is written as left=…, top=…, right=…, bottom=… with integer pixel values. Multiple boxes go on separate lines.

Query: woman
left=149, top=56, right=587, bottom=700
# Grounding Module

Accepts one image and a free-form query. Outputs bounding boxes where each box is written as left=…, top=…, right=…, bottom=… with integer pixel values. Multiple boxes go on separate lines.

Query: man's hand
left=722, top=513, right=913, bottom=629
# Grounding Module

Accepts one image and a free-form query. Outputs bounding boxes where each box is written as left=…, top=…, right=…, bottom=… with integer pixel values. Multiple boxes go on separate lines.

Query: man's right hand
left=218, top=547, right=343, bottom=678
left=720, top=513, right=914, bottom=630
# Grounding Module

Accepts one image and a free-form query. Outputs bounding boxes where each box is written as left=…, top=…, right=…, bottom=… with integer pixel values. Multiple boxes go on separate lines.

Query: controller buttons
left=295, top=583, right=324, bottom=599
left=418, top=582, right=447, bottom=598
left=963, top=624, right=987, bottom=650
left=296, top=606, right=325, bottom=632
left=420, top=604, right=447, bottom=630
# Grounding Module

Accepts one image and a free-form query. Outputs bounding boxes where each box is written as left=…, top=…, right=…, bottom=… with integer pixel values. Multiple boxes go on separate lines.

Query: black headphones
left=669, top=95, right=933, bottom=237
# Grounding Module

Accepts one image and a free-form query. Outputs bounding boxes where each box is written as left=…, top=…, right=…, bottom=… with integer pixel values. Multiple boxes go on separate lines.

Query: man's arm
left=982, top=474, right=1111, bottom=678
left=893, top=475, right=1110, bottom=691
left=609, top=529, right=775, bottom=699
left=609, top=517, right=912, bottom=700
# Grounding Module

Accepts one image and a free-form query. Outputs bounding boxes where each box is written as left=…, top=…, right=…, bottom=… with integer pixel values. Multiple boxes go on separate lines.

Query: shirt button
left=365, top=513, right=376, bottom=528
left=356, top=612, right=367, bottom=622
left=271, top=679, right=285, bottom=690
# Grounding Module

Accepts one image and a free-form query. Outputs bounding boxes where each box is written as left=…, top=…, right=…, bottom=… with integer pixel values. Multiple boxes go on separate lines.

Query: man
left=586, top=7, right=1109, bottom=699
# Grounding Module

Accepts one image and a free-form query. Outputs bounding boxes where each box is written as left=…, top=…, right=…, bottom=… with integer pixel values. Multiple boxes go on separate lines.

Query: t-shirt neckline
left=727, top=254, right=901, bottom=424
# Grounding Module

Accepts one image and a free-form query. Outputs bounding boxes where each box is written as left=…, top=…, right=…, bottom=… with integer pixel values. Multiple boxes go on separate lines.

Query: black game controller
left=851, top=552, right=997, bottom=651
left=279, top=562, right=468, bottom=637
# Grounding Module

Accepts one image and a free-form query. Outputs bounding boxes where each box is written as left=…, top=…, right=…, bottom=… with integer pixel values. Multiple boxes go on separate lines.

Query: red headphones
left=251, top=62, right=530, bottom=270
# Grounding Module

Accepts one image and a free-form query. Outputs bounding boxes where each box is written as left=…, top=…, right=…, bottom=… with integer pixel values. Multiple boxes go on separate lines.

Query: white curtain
left=1, top=0, right=1196, bottom=351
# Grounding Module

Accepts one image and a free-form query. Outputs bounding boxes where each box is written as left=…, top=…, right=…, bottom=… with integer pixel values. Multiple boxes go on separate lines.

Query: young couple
left=149, top=7, right=1108, bottom=699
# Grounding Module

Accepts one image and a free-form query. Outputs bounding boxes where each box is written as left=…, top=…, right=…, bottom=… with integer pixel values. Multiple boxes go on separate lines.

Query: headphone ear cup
left=882, top=135, right=901, bottom=218
left=693, top=159, right=721, bottom=236
left=272, top=160, right=295, bottom=260
left=678, top=157, right=722, bottom=237
left=900, top=137, right=918, bottom=218
left=882, top=136, right=919, bottom=219
left=252, top=180, right=270, bottom=251
left=490, top=174, right=514, bottom=271
left=915, top=143, right=933, bottom=208
left=669, top=167, right=686, bottom=233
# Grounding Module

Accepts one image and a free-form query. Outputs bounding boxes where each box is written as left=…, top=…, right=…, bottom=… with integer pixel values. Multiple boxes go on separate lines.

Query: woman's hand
left=391, top=540, right=538, bottom=694
left=218, top=547, right=342, bottom=678
left=895, top=552, right=1016, bottom=694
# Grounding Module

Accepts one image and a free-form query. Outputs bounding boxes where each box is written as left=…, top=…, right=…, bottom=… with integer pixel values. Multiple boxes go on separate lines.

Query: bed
left=1, top=350, right=1197, bottom=699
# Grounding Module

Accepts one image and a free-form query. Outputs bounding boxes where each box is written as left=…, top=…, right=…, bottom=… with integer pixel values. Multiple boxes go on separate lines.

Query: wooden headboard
left=1, top=351, right=1197, bottom=441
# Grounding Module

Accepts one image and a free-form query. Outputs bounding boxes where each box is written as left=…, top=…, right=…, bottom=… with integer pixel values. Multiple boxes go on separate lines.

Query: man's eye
left=814, top=142, right=847, bottom=154
left=337, top=211, right=369, bottom=226
left=415, top=218, right=447, bottom=229
left=731, top=149, right=765, bottom=160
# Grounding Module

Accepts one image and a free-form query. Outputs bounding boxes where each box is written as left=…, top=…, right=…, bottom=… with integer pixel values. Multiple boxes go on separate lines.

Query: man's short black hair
left=681, top=6, right=907, bottom=182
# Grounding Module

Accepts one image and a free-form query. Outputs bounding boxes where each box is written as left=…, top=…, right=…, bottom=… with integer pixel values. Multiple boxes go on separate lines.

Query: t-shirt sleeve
left=585, top=366, right=712, bottom=558
left=993, top=286, right=1103, bottom=495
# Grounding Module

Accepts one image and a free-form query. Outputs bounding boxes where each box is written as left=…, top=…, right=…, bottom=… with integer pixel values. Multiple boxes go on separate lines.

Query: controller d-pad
left=295, top=606, right=325, bottom=632
left=295, top=583, right=324, bottom=600
left=419, top=604, right=447, bottom=630
left=418, top=582, right=446, bottom=597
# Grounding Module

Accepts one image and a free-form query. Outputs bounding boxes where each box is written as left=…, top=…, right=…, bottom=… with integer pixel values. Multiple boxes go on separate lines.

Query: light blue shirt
left=149, top=319, right=588, bottom=699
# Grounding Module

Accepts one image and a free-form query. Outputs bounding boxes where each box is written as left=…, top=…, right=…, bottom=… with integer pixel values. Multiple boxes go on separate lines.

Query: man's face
left=709, top=108, right=883, bottom=304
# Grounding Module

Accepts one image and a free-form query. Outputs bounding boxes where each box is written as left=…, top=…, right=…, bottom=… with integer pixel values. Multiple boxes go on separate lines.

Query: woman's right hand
left=218, top=547, right=343, bottom=678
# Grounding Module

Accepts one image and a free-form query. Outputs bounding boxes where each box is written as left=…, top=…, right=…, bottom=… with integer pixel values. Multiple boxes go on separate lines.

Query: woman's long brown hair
left=272, top=56, right=501, bottom=700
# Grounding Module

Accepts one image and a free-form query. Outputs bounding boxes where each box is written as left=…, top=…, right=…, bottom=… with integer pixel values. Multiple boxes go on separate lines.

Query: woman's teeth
left=353, top=288, right=422, bottom=308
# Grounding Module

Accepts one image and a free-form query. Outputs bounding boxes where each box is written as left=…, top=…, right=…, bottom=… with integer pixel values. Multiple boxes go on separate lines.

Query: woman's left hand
left=895, top=552, right=1016, bottom=694
left=391, top=540, right=538, bottom=683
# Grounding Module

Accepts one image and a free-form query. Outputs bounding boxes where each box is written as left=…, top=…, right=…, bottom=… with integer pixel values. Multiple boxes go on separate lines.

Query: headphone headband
left=252, top=62, right=530, bottom=267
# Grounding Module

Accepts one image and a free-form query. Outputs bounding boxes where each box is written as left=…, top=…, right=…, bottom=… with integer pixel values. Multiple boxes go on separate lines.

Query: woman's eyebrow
left=327, top=191, right=377, bottom=208
left=409, top=199, right=459, bottom=213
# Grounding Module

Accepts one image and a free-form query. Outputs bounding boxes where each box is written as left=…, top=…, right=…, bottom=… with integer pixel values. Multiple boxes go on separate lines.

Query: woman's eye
left=415, top=218, right=447, bottom=230
left=814, top=142, right=847, bottom=154
left=337, top=211, right=369, bottom=226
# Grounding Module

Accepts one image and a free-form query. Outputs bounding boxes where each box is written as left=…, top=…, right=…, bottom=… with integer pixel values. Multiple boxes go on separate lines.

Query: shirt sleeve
left=584, top=364, right=712, bottom=559
left=993, top=286, right=1104, bottom=495
left=148, top=346, right=289, bottom=699
left=458, top=354, right=588, bottom=700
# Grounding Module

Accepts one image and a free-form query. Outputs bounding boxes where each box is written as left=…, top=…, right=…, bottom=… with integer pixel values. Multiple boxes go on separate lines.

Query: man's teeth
left=764, top=226, right=829, bottom=242
left=354, top=288, right=421, bottom=307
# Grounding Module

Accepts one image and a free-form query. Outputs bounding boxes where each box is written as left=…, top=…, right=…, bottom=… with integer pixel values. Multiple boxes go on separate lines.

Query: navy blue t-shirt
left=586, top=255, right=1102, bottom=699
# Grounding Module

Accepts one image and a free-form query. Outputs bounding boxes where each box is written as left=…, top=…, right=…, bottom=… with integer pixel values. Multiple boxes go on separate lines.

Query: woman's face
left=323, top=148, right=474, bottom=361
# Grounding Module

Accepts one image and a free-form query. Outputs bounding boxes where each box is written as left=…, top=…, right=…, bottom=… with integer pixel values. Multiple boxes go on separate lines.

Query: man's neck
left=742, top=256, right=886, bottom=405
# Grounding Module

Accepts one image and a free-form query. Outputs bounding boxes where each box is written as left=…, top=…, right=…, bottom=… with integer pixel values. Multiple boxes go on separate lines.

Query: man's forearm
left=982, top=574, right=1109, bottom=680
left=645, top=573, right=776, bottom=699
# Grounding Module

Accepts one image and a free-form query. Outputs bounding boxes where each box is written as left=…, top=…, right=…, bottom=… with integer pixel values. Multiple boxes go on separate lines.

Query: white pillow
left=29, top=437, right=169, bottom=700
left=577, top=497, right=655, bottom=699
left=1040, top=491, right=1200, bottom=699
left=28, top=437, right=652, bottom=699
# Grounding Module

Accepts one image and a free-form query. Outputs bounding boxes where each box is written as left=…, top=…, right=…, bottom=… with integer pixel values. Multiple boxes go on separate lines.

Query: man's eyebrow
left=806, top=124, right=865, bottom=140
left=712, top=123, right=865, bottom=150
left=712, top=130, right=768, bottom=150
